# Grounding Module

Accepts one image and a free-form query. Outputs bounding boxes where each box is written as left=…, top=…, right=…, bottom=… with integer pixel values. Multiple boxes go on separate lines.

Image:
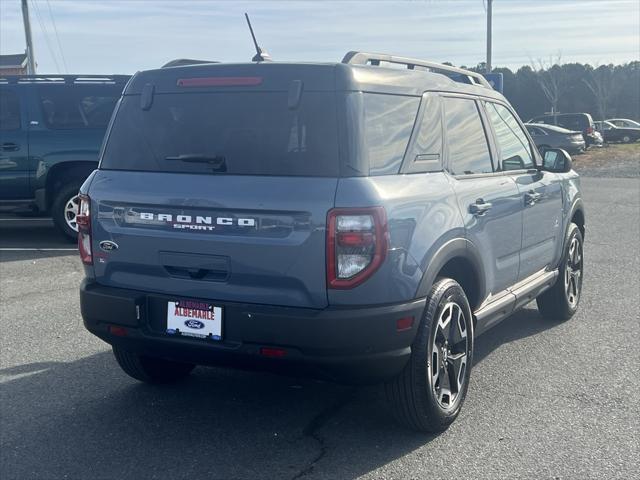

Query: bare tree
left=583, top=65, right=616, bottom=120
left=531, top=54, right=566, bottom=114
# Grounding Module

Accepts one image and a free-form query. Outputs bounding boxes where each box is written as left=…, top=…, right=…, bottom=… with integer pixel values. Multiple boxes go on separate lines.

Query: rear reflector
left=177, top=77, right=263, bottom=87
left=396, top=316, right=414, bottom=331
left=260, top=347, right=287, bottom=358
left=108, top=325, right=128, bottom=336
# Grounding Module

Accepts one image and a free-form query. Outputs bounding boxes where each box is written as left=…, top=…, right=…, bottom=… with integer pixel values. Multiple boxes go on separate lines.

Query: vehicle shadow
left=0, top=307, right=559, bottom=480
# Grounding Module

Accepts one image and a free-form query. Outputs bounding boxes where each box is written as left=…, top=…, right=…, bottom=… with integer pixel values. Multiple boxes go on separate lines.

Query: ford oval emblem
left=185, top=320, right=205, bottom=329
left=99, top=240, right=119, bottom=252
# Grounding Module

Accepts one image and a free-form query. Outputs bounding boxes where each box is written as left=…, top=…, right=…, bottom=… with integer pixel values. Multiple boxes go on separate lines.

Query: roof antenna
left=244, top=13, right=272, bottom=62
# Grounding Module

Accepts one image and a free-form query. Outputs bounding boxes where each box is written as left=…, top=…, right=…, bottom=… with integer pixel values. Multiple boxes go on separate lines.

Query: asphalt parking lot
left=1, top=173, right=639, bottom=479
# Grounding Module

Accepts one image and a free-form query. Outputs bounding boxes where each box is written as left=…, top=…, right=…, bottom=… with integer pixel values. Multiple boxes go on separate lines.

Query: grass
left=573, top=142, right=639, bottom=166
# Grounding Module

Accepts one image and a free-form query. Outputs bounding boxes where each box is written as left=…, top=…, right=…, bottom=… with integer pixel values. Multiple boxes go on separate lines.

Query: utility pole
left=486, top=0, right=492, bottom=73
left=21, top=0, right=36, bottom=74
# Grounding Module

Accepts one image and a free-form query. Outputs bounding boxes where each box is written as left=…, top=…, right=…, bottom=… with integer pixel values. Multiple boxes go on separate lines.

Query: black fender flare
left=567, top=197, right=585, bottom=238
left=551, top=197, right=584, bottom=269
left=415, top=237, right=486, bottom=304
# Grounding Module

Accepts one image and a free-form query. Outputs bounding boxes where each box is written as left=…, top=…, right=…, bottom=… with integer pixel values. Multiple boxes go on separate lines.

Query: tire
left=385, top=278, right=474, bottom=432
left=51, top=182, right=83, bottom=241
left=112, top=345, right=196, bottom=384
left=537, top=223, right=584, bottom=321
left=622, top=135, right=631, bottom=143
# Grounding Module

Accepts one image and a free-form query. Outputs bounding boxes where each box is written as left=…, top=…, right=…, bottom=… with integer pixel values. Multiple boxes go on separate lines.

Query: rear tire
left=622, top=135, right=631, bottom=143
left=385, top=278, right=473, bottom=432
left=51, top=182, right=83, bottom=242
left=537, top=223, right=584, bottom=321
left=112, top=345, right=196, bottom=384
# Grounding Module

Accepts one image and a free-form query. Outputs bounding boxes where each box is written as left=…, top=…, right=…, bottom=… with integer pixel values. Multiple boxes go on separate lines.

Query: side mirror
left=541, top=148, right=573, bottom=173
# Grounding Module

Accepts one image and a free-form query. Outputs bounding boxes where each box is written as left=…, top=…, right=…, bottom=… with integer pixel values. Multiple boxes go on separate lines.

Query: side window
left=0, top=89, right=21, bottom=131
left=39, top=86, right=120, bottom=130
left=443, top=97, right=493, bottom=175
left=404, top=94, right=443, bottom=173
left=364, top=93, right=420, bottom=176
left=485, top=102, right=534, bottom=171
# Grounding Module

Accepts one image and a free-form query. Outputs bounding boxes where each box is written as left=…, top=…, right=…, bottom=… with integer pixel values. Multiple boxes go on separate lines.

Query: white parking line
left=0, top=218, right=52, bottom=221
left=0, top=248, right=77, bottom=251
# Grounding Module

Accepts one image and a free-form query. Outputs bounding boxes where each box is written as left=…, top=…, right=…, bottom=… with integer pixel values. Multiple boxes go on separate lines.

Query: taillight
left=77, top=194, right=92, bottom=265
left=586, top=127, right=594, bottom=134
left=327, top=207, right=388, bottom=289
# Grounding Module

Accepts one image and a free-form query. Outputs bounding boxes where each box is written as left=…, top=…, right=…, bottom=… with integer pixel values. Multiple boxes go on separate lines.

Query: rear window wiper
left=165, top=154, right=227, bottom=171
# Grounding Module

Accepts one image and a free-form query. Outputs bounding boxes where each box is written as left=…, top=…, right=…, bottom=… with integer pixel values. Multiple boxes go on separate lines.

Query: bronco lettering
left=138, top=212, right=256, bottom=227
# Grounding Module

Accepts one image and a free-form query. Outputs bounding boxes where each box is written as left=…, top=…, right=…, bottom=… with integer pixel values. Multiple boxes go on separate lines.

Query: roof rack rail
left=342, top=51, right=492, bottom=89
left=0, top=74, right=129, bottom=85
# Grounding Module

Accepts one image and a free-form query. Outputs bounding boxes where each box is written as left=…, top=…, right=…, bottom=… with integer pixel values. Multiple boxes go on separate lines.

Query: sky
left=0, top=0, right=638, bottom=74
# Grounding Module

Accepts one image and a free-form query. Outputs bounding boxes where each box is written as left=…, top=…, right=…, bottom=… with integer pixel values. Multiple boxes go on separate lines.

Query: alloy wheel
left=431, top=301, right=469, bottom=410
left=564, top=236, right=583, bottom=308
left=64, top=194, right=80, bottom=233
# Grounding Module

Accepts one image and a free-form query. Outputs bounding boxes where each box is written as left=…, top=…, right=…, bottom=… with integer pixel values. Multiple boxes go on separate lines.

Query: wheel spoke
left=438, top=387, right=453, bottom=407
left=449, top=305, right=467, bottom=345
left=447, top=352, right=467, bottom=393
left=431, top=349, right=440, bottom=387
left=437, top=303, right=453, bottom=340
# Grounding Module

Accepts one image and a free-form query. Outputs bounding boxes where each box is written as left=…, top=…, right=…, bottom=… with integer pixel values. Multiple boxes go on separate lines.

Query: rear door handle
left=469, top=199, right=493, bottom=216
left=0, top=143, right=20, bottom=152
left=525, top=190, right=542, bottom=205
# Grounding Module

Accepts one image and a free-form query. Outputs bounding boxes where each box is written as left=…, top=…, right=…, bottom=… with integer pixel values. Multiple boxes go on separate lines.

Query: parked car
left=79, top=52, right=584, bottom=432
left=0, top=75, right=129, bottom=239
left=606, top=118, right=640, bottom=129
left=525, top=123, right=586, bottom=154
left=528, top=112, right=600, bottom=146
left=595, top=120, right=640, bottom=143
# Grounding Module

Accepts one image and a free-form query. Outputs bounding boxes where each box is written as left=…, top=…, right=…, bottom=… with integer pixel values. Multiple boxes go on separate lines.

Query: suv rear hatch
left=88, top=64, right=341, bottom=308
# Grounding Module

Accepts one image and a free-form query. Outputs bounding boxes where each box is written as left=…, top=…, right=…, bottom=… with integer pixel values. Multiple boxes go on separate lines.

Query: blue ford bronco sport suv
left=79, top=52, right=585, bottom=432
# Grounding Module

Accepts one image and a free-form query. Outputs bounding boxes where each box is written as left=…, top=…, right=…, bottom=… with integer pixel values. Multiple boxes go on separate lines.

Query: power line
left=29, top=0, right=61, bottom=73
left=45, top=0, right=68, bottom=73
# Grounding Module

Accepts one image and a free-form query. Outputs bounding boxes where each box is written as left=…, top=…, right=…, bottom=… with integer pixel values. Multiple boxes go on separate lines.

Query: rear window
left=363, top=94, right=420, bottom=175
left=101, top=92, right=339, bottom=176
left=38, top=85, right=121, bottom=129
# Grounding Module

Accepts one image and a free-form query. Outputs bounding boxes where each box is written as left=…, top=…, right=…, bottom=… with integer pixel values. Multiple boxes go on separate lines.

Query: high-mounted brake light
left=77, top=194, right=92, bottom=265
left=327, top=207, right=388, bottom=289
left=176, top=77, right=263, bottom=87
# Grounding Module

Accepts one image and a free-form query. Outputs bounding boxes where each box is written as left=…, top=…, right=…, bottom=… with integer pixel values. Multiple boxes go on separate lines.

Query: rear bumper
left=564, top=140, right=586, bottom=153
left=80, top=280, right=425, bottom=383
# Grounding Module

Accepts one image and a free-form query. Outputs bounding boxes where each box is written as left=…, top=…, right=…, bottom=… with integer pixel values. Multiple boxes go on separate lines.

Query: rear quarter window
left=364, top=93, right=420, bottom=176
left=38, top=85, right=121, bottom=130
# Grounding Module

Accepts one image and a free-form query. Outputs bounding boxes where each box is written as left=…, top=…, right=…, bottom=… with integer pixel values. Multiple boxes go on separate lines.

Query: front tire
left=537, top=223, right=584, bottom=321
left=385, top=278, right=474, bottom=432
left=112, top=346, right=196, bottom=384
left=51, top=182, right=83, bottom=241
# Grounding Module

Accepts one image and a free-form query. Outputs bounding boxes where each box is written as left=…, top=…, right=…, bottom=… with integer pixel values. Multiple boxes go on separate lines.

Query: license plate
left=166, top=299, right=222, bottom=340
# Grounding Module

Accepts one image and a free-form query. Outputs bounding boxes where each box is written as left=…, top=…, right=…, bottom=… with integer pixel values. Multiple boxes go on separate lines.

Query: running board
left=474, top=269, right=559, bottom=335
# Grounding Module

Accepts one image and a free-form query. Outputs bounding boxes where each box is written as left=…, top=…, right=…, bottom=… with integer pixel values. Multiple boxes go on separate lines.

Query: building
left=0, top=53, right=29, bottom=76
